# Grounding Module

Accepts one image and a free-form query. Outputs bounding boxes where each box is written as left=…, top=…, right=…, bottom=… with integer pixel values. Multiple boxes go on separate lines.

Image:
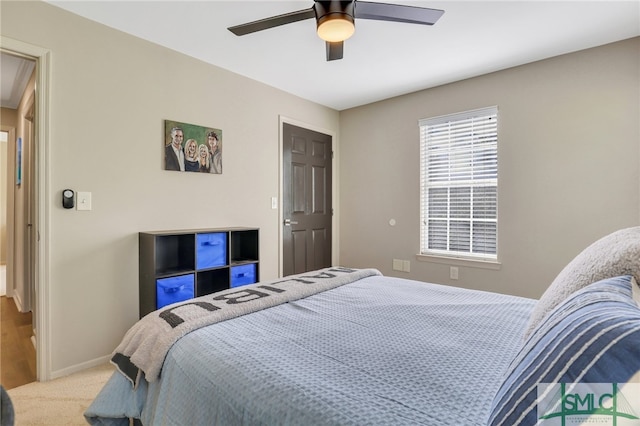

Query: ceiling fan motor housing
left=315, top=1, right=356, bottom=40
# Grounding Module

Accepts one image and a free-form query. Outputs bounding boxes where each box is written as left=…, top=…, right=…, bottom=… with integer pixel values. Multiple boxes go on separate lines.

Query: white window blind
left=419, top=106, right=498, bottom=260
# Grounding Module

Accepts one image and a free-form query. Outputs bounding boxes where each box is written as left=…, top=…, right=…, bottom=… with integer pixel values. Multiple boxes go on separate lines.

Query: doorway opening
left=1, top=35, right=52, bottom=382
left=1, top=51, right=37, bottom=388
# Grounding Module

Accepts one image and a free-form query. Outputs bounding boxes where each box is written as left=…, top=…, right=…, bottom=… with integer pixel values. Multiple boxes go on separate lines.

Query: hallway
left=0, top=265, right=36, bottom=389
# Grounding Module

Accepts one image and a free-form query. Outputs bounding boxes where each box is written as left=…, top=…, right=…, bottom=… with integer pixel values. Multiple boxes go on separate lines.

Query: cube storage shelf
left=139, top=227, right=259, bottom=318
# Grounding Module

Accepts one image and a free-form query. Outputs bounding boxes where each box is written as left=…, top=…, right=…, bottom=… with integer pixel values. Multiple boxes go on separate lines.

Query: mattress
left=86, top=273, right=535, bottom=425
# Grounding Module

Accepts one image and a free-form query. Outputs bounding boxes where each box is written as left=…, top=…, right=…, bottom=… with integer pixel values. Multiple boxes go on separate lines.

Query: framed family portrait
left=164, top=119, right=222, bottom=174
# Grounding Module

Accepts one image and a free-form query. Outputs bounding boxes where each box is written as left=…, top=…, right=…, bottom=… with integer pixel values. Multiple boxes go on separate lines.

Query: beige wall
left=0, top=132, right=5, bottom=266
left=1, top=107, right=18, bottom=266
left=1, top=1, right=339, bottom=376
left=339, top=37, right=640, bottom=299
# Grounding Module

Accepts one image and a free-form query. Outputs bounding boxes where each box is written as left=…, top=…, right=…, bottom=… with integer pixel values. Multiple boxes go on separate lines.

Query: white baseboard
left=49, top=354, right=112, bottom=380
left=12, top=292, right=23, bottom=312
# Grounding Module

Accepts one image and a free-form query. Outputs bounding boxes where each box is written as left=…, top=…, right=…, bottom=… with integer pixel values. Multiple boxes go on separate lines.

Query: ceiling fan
left=228, top=1, right=444, bottom=61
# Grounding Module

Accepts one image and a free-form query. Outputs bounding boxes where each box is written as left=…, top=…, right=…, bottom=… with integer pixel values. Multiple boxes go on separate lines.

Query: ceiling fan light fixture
left=229, top=0, right=444, bottom=61
left=317, top=14, right=355, bottom=42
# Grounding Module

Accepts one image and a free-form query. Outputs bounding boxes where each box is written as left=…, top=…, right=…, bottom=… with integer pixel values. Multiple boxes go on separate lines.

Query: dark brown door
left=282, top=123, right=332, bottom=276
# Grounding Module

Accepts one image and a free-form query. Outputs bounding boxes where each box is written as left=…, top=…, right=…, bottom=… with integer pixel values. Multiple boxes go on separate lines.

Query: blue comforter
left=86, top=275, right=535, bottom=425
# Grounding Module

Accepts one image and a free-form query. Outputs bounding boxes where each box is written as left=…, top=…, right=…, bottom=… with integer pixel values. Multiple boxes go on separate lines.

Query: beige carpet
left=6, top=363, right=114, bottom=425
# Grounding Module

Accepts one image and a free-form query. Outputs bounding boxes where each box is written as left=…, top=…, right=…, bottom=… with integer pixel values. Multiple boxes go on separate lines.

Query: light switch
left=271, top=197, right=278, bottom=209
left=77, top=191, right=92, bottom=211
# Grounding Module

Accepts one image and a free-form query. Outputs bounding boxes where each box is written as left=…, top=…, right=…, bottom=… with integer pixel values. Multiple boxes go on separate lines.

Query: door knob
left=284, top=219, right=299, bottom=226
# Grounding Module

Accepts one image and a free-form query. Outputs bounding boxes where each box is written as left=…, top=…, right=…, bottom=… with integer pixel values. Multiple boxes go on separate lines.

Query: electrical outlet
left=392, top=259, right=403, bottom=271
left=450, top=266, right=459, bottom=280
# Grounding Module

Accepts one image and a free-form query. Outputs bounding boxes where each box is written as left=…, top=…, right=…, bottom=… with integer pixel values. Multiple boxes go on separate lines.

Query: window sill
left=415, top=253, right=502, bottom=270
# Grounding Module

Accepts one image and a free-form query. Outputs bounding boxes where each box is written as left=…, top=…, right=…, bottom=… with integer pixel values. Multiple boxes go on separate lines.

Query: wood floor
left=1, top=296, right=37, bottom=390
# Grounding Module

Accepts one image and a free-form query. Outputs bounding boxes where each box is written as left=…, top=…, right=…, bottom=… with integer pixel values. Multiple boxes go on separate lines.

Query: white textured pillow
left=522, top=226, right=640, bottom=340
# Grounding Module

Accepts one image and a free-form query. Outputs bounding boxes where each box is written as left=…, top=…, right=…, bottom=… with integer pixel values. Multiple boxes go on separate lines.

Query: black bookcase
left=139, top=227, right=259, bottom=318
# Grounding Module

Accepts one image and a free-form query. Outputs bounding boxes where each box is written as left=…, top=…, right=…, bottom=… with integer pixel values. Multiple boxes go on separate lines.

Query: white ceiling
left=24, top=1, right=640, bottom=110
left=0, top=53, right=36, bottom=109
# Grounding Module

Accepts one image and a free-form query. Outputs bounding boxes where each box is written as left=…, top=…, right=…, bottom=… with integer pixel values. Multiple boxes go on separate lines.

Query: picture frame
left=16, top=136, right=22, bottom=185
left=164, top=120, right=222, bottom=174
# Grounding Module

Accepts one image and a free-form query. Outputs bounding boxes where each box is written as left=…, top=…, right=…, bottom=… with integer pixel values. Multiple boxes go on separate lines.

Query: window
left=419, top=106, right=498, bottom=260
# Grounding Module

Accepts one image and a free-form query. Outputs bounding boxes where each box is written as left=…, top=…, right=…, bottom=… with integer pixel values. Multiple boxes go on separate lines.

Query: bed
left=85, top=227, right=640, bottom=426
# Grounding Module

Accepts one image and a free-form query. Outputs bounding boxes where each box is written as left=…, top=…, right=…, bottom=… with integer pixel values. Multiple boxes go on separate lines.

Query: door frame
left=1, top=36, right=52, bottom=381
left=278, top=116, right=339, bottom=277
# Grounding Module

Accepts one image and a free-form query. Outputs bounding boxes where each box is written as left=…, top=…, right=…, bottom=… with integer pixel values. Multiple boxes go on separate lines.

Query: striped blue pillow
left=487, top=275, right=640, bottom=425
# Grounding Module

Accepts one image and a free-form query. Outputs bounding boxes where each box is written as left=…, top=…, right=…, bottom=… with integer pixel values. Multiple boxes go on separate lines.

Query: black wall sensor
left=62, top=189, right=75, bottom=209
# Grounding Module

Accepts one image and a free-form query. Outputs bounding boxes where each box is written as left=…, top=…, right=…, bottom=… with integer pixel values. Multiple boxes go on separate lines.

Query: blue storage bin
left=156, top=274, right=194, bottom=309
left=231, top=264, right=257, bottom=288
left=196, top=232, right=227, bottom=270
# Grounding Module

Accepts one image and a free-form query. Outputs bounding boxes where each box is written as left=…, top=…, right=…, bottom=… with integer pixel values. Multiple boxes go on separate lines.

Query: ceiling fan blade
left=228, top=7, right=316, bottom=36
left=326, top=41, right=344, bottom=61
left=354, top=1, right=444, bottom=25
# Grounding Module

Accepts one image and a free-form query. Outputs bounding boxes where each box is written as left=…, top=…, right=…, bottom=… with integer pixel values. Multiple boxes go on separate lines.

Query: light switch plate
left=77, top=191, right=92, bottom=211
